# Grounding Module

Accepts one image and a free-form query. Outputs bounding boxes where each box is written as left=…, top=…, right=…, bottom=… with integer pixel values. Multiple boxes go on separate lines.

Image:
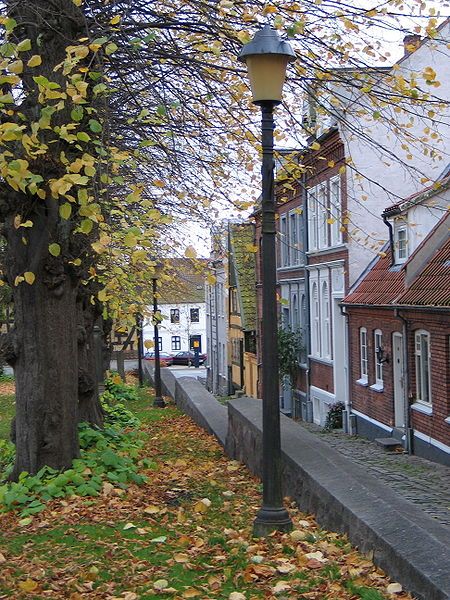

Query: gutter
left=341, top=302, right=450, bottom=313
left=301, top=169, right=312, bottom=422
left=340, top=304, right=353, bottom=433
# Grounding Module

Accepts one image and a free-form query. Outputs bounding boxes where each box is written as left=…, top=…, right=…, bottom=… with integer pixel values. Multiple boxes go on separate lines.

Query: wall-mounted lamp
left=376, top=346, right=389, bottom=364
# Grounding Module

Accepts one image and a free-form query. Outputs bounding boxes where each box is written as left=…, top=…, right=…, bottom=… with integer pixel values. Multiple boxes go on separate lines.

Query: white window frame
left=330, top=176, right=342, bottom=247
left=311, top=282, right=320, bottom=356
left=358, top=327, right=368, bottom=384
left=373, top=329, right=384, bottom=389
left=395, top=224, right=408, bottom=263
left=171, top=336, right=181, bottom=351
left=308, top=188, right=318, bottom=251
left=317, top=183, right=329, bottom=249
left=289, top=211, right=298, bottom=265
left=280, top=214, right=289, bottom=266
left=300, top=294, right=307, bottom=364
left=321, top=281, right=331, bottom=359
left=415, top=330, right=431, bottom=404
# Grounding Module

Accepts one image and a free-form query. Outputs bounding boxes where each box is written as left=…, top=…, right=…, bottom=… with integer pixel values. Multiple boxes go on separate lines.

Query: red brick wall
left=348, top=306, right=450, bottom=447
left=348, top=307, right=402, bottom=427
left=404, top=310, right=450, bottom=448
left=310, top=359, right=334, bottom=394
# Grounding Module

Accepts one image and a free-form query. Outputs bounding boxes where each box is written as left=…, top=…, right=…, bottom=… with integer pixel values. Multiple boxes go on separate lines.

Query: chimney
left=403, top=34, right=421, bottom=56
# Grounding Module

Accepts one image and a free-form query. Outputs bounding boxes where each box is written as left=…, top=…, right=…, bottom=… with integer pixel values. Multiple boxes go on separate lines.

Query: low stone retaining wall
left=142, top=365, right=450, bottom=600
left=226, top=398, right=450, bottom=600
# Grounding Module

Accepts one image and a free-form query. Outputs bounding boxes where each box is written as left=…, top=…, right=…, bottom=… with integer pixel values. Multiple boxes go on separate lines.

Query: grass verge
left=0, top=379, right=412, bottom=600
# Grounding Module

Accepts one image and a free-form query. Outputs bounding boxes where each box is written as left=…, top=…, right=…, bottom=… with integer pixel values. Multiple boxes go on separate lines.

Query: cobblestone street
left=299, top=422, right=450, bottom=527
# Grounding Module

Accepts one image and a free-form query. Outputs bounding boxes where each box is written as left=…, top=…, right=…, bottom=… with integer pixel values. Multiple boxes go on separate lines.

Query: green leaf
left=88, top=119, right=102, bottom=133
left=105, top=42, right=118, bottom=55
left=71, top=106, right=84, bottom=122
left=59, top=203, right=72, bottom=220
left=48, top=243, right=61, bottom=257
left=77, top=131, right=91, bottom=143
left=17, top=39, right=32, bottom=52
left=80, top=219, right=93, bottom=234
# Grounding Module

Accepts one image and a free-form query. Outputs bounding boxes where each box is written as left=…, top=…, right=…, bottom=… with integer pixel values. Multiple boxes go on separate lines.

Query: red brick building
left=343, top=212, right=450, bottom=465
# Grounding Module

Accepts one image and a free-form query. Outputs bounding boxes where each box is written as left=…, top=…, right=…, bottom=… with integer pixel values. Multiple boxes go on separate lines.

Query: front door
left=393, top=332, right=405, bottom=428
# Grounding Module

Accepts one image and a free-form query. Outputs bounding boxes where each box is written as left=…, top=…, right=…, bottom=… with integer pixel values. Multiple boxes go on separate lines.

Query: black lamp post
left=152, top=272, right=166, bottom=408
left=136, top=313, right=144, bottom=387
left=238, top=25, right=295, bottom=537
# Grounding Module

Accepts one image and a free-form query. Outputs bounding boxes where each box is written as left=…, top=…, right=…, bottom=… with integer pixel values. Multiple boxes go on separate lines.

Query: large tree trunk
left=10, top=271, right=79, bottom=479
left=1, top=0, right=89, bottom=478
left=77, top=295, right=104, bottom=427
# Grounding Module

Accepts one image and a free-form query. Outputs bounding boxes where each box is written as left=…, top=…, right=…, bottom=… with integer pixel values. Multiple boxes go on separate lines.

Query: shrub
left=324, top=401, right=345, bottom=431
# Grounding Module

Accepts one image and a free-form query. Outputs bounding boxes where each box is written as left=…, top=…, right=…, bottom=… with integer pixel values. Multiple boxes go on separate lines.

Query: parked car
left=144, top=351, right=174, bottom=366
left=171, top=351, right=207, bottom=366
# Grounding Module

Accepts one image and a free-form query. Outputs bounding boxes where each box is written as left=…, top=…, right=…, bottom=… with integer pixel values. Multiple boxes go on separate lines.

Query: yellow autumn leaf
left=207, top=273, right=216, bottom=285
left=72, top=0, right=83, bottom=5
left=310, top=141, right=321, bottom=151
left=110, top=15, right=121, bottom=25
left=48, top=243, right=61, bottom=257
left=9, top=60, right=23, bottom=74
left=24, top=272, right=35, bottom=285
left=27, top=55, right=42, bottom=67
left=18, top=578, right=38, bottom=592
left=184, top=245, right=197, bottom=258
left=98, top=289, right=107, bottom=302
left=14, top=275, right=24, bottom=286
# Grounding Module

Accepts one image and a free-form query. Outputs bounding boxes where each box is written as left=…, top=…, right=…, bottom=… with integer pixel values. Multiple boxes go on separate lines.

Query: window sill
left=356, top=378, right=368, bottom=387
left=309, top=355, right=333, bottom=366
left=306, top=244, right=347, bottom=256
left=411, top=402, right=433, bottom=416
left=369, top=383, right=384, bottom=393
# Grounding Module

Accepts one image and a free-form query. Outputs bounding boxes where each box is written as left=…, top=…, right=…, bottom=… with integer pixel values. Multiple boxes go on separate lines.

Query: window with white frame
left=311, top=282, right=320, bottom=356
left=290, top=212, right=298, bottom=265
left=308, top=177, right=342, bottom=252
left=190, top=307, right=199, bottom=323
left=415, top=330, right=431, bottom=404
left=308, top=191, right=318, bottom=251
left=374, top=329, right=384, bottom=387
left=292, top=293, right=299, bottom=330
left=330, top=176, right=342, bottom=246
left=300, top=294, right=307, bottom=363
left=394, top=223, right=408, bottom=263
left=171, top=336, right=181, bottom=351
left=321, top=281, right=331, bottom=359
left=280, top=214, right=289, bottom=266
left=359, top=327, right=368, bottom=382
left=318, top=184, right=329, bottom=249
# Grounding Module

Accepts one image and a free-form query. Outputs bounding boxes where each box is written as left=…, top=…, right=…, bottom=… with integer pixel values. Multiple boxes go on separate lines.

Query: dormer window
left=394, top=223, right=408, bottom=263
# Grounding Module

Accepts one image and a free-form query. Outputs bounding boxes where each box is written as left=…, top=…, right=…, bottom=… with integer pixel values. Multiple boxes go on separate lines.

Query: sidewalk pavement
left=299, top=422, right=450, bottom=528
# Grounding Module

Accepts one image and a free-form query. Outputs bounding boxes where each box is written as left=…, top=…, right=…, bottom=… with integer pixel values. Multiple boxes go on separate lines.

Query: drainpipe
left=395, top=308, right=413, bottom=454
left=382, top=211, right=397, bottom=267
left=301, top=169, right=312, bottom=422
left=340, top=304, right=353, bottom=434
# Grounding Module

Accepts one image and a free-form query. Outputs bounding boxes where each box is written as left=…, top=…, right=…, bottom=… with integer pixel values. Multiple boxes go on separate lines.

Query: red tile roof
left=397, top=237, right=450, bottom=307
left=344, top=251, right=405, bottom=305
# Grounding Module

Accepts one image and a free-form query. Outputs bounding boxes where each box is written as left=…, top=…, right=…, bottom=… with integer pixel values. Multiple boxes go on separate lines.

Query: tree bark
left=77, top=295, right=104, bottom=428
left=2, top=0, right=88, bottom=478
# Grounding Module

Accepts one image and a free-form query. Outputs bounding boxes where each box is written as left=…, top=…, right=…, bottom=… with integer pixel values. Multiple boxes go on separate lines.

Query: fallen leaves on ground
left=0, top=393, right=414, bottom=599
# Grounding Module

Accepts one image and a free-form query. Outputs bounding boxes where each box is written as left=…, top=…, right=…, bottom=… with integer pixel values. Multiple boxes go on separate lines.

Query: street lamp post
left=152, top=274, right=166, bottom=408
left=238, top=25, right=295, bottom=537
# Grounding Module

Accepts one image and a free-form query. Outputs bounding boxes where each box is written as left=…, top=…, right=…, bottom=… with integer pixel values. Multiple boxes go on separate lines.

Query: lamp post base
left=253, top=506, right=293, bottom=537
left=153, top=396, right=166, bottom=408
